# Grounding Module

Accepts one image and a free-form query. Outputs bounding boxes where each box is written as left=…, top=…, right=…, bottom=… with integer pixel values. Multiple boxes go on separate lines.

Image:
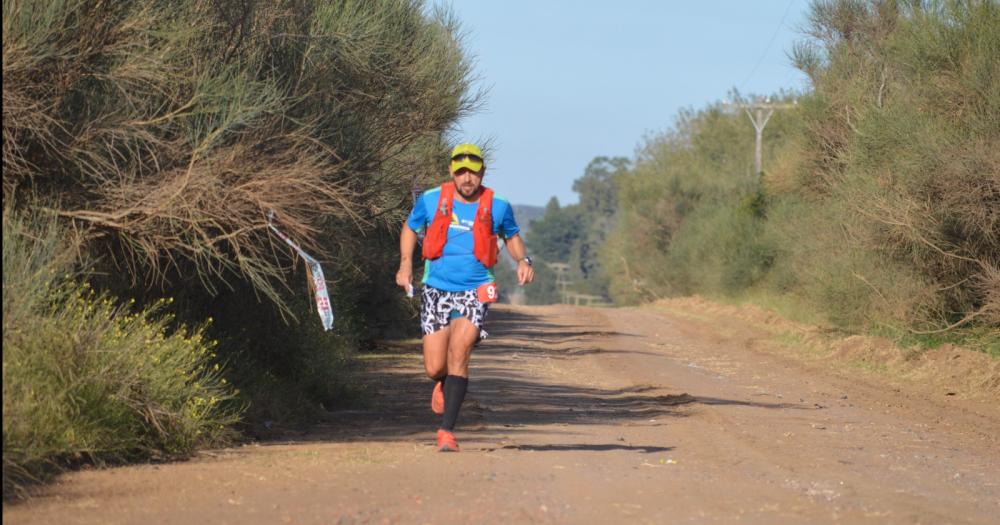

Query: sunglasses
left=453, top=167, right=482, bottom=176
left=450, top=153, right=483, bottom=163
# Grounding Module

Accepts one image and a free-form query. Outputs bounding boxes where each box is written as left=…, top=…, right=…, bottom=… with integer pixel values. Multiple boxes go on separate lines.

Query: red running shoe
left=431, top=379, right=445, bottom=415
left=436, top=429, right=459, bottom=452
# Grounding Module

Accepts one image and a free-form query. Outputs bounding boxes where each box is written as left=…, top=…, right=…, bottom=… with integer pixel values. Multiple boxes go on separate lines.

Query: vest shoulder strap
left=436, top=182, right=455, bottom=218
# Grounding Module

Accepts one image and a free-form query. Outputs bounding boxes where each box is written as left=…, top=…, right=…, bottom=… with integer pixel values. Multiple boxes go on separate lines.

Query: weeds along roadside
left=2, top=210, right=241, bottom=498
left=2, top=0, right=474, bottom=495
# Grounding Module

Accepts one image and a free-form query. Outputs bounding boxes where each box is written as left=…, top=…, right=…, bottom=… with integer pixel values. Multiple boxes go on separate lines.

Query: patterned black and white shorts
left=420, top=285, right=490, bottom=340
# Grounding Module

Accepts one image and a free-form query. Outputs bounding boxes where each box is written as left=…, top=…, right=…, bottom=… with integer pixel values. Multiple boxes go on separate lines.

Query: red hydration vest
left=422, top=182, right=498, bottom=268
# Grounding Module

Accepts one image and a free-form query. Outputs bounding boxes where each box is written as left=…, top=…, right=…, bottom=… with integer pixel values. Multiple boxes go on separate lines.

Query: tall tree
left=525, top=157, right=629, bottom=303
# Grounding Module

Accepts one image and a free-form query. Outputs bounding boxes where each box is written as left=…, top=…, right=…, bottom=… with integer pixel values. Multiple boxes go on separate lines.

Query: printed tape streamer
left=267, top=212, right=334, bottom=331
left=408, top=178, right=422, bottom=297
left=411, top=178, right=425, bottom=245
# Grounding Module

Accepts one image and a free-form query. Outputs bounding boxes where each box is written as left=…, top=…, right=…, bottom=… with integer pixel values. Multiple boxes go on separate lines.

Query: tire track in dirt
left=595, top=306, right=1000, bottom=523
left=4, top=304, right=999, bottom=524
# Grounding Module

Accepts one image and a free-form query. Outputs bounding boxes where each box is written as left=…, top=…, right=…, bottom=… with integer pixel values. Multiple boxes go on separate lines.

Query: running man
left=396, top=143, right=534, bottom=452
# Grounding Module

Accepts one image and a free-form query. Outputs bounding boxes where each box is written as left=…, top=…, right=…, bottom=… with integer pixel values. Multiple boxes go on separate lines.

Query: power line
left=739, top=0, right=797, bottom=90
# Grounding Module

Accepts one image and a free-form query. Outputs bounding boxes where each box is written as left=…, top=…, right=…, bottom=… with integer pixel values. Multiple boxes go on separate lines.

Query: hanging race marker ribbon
left=267, top=211, right=334, bottom=331
left=411, top=178, right=426, bottom=245
left=407, top=178, right=423, bottom=298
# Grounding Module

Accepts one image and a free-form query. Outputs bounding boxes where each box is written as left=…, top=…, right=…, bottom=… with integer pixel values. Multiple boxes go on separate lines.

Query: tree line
left=525, top=0, right=998, bottom=354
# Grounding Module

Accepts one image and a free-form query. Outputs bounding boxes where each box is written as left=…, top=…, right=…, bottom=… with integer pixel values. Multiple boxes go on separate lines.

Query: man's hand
left=517, top=259, right=534, bottom=286
left=396, top=265, right=412, bottom=292
left=398, top=224, right=418, bottom=294
left=505, top=233, right=534, bottom=286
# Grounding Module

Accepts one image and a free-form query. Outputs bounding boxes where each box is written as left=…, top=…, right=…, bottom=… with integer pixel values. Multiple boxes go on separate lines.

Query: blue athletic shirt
left=408, top=186, right=520, bottom=292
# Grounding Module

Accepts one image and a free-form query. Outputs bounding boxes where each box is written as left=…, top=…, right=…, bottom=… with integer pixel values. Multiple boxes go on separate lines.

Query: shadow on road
left=498, top=444, right=673, bottom=453
left=261, top=307, right=808, bottom=449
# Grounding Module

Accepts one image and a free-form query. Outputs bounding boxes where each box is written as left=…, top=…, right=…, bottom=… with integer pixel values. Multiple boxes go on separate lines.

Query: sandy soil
left=5, top=303, right=999, bottom=524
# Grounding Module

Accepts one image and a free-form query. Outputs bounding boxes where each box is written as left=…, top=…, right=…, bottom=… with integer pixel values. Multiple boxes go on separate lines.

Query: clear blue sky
left=436, top=0, right=812, bottom=206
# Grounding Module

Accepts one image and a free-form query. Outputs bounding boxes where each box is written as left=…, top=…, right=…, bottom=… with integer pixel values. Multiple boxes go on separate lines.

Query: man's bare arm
left=504, top=233, right=535, bottom=286
left=396, top=224, right=418, bottom=290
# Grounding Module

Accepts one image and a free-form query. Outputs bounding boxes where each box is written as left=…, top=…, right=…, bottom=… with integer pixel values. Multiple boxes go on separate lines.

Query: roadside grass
left=873, top=326, right=1000, bottom=360
left=845, top=360, right=891, bottom=375
left=2, top=210, right=242, bottom=498
left=720, top=289, right=1000, bottom=360
left=645, top=294, right=998, bottom=402
left=648, top=304, right=715, bottom=324
left=715, top=290, right=831, bottom=331
left=772, top=332, right=829, bottom=358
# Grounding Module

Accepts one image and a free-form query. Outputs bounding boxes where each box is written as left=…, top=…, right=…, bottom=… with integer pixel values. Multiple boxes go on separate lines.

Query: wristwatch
left=520, top=256, right=533, bottom=266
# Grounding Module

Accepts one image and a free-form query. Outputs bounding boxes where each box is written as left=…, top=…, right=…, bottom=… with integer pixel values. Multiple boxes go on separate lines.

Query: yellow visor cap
left=450, top=143, right=484, bottom=173
left=450, top=143, right=482, bottom=158
left=450, top=157, right=484, bottom=173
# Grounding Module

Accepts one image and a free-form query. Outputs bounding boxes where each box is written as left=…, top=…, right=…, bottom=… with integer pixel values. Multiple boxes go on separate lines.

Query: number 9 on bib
left=477, top=282, right=498, bottom=303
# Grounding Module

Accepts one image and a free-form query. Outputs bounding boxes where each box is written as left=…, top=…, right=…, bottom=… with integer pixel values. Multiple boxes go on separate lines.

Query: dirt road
left=6, top=303, right=1000, bottom=524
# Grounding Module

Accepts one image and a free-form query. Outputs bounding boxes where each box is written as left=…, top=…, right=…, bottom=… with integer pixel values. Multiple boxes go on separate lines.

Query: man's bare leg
left=420, top=317, right=477, bottom=379
left=423, top=327, right=450, bottom=415
left=423, top=327, right=450, bottom=379
left=437, top=316, right=478, bottom=448
left=445, top=317, right=479, bottom=378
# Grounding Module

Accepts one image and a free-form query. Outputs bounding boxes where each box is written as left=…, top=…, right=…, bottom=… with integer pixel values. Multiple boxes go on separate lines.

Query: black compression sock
left=441, top=375, right=468, bottom=431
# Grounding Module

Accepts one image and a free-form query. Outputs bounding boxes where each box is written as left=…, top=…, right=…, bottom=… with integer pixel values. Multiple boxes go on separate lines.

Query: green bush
left=603, top=99, right=798, bottom=304
left=3, top=210, right=240, bottom=497
left=600, top=1, right=998, bottom=354
left=789, top=0, right=1000, bottom=331
left=664, top=199, right=773, bottom=296
left=3, top=0, right=476, bottom=432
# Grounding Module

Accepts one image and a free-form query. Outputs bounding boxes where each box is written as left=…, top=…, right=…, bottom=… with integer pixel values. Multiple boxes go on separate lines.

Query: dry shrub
left=54, top=124, right=363, bottom=303
left=973, top=262, right=1000, bottom=327
left=2, top=0, right=476, bottom=308
left=2, top=0, right=478, bottom=431
left=791, top=0, right=1000, bottom=332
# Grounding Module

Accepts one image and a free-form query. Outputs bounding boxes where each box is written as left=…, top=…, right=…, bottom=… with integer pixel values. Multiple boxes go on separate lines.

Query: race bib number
left=477, top=282, right=499, bottom=303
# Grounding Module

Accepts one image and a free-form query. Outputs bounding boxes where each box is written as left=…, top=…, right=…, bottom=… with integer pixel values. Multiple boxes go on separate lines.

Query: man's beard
left=457, top=184, right=480, bottom=200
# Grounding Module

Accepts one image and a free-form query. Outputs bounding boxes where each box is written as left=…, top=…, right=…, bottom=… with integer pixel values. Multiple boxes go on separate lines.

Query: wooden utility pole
left=729, top=98, right=796, bottom=175
left=546, top=262, right=571, bottom=304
